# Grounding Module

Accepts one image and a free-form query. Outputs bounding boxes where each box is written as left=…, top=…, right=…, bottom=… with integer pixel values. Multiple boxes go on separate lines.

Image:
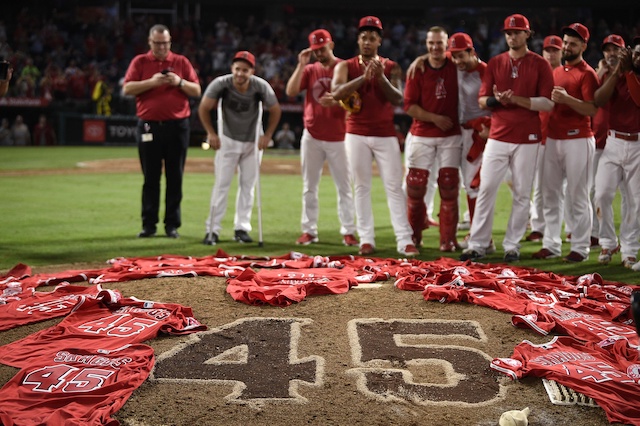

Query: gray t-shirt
left=203, top=74, right=278, bottom=142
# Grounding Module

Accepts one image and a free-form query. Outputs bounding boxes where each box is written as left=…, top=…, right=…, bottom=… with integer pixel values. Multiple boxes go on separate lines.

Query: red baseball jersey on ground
left=404, top=58, right=461, bottom=137
left=479, top=51, right=554, bottom=143
left=0, top=283, right=107, bottom=331
left=345, top=56, right=397, bottom=137
left=0, top=344, right=154, bottom=426
left=0, top=291, right=206, bottom=368
left=300, top=60, right=346, bottom=141
left=491, top=336, right=640, bottom=426
left=226, top=267, right=358, bottom=306
left=548, top=60, right=599, bottom=139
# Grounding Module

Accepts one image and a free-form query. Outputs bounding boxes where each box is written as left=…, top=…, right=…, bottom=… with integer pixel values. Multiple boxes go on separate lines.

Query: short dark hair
left=149, top=24, right=170, bottom=37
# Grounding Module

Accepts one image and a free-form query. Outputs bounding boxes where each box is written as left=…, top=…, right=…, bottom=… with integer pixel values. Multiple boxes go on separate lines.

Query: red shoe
left=399, top=244, right=420, bottom=257
left=296, top=233, right=319, bottom=245
left=532, top=248, right=560, bottom=259
left=525, top=231, right=543, bottom=242
left=563, top=251, right=586, bottom=263
left=343, top=234, right=358, bottom=246
left=358, top=243, right=375, bottom=256
left=439, top=240, right=460, bottom=252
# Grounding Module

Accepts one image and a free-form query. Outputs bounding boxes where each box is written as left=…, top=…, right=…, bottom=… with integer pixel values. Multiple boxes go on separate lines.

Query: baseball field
left=0, top=145, right=637, bottom=425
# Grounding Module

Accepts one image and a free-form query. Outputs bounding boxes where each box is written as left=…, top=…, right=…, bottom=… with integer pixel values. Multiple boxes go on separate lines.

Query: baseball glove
left=339, top=91, right=362, bottom=113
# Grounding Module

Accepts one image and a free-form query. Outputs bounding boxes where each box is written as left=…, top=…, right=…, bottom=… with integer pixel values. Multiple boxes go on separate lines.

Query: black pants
left=137, top=118, right=189, bottom=232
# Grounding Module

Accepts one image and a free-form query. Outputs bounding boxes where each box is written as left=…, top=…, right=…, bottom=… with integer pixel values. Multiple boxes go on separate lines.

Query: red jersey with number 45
left=0, top=344, right=154, bottom=426
left=0, top=291, right=206, bottom=368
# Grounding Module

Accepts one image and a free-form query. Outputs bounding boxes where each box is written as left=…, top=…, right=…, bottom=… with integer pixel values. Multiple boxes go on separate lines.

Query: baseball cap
left=502, top=14, right=530, bottom=32
left=308, top=29, right=332, bottom=50
left=358, top=16, right=383, bottom=33
left=543, top=35, right=562, bottom=50
left=232, top=51, right=255, bottom=68
left=562, top=23, right=589, bottom=43
left=448, top=32, right=474, bottom=52
left=601, top=34, right=625, bottom=49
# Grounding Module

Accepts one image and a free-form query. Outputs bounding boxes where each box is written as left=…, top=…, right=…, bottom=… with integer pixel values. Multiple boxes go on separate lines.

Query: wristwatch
left=179, top=79, right=185, bottom=88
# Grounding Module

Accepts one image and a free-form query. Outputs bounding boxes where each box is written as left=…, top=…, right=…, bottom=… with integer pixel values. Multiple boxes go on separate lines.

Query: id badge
left=141, top=133, right=153, bottom=142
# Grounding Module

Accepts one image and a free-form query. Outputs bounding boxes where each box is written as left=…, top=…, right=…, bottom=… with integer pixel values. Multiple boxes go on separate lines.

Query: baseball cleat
left=563, top=251, right=586, bottom=263
left=598, top=246, right=620, bottom=264
left=532, top=248, right=560, bottom=260
left=358, top=243, right=375, bottom=256
left=623, top=256, right=638, bottom=269
left=342, top=234, right=358, bottom=246
left=399, top=244, right=420, bottom=257
left=296, top=233, right=319, bottom=245
left=234, top=230, right=253, bottom=243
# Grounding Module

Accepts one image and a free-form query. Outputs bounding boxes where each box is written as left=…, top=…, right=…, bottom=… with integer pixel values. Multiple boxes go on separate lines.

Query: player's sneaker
left=234, top=230, right=253, bottom=243
left=342, top=234, right=358, bottom=246
left=623, top=256, right=638, bottom=269
left=439, top=240, right=460, bottom=252
left=358, top=243, right=375, bottom=256
left=532, top=248, right=560, bottom=260
left=137, top=228, right=156, bottom=238
left=399, top=244, right=420, bottom=257
left=525, top=231, right=543, bottom=242
left=203, top=232, right=219, bottom=245
left=504, top=249, right=520, bottom=263
left=296, top=233, right=319, bottom=245
left=460, top=249, right=484, bottom=261
left=563, top=251, right=586, bottom=263
left=598, top=245, right=620, bottom=264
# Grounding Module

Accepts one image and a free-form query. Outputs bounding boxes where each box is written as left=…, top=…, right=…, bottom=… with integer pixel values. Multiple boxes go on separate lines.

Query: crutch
left=205, top=95, right=224, bottom=245
left=255, top=100, right=264, bottom=247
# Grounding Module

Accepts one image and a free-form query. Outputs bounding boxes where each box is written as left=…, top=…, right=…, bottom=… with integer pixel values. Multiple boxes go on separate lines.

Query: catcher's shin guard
left=406, top=168, right=429, bottom=246
left=438, top=167, right=460, bottom=252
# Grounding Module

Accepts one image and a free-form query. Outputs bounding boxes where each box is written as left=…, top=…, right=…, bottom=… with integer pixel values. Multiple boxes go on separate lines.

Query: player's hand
left=298, top=48, right=312, bottom=66
left=479, top=123, right=490, bottom=140
left=551, top=86, right=569, bottom=104
left=406, top=54, right=427, bottom=79
left=433, top=115, right=454, bottom=132
left=258, top=135, right=272, bottom=150
left=493, top=85, right=513, bottom=105
left=618, top=48, right=633, bottom=73
left=206, top=133, right=221, bottom=150
left=318, top=92, right=337, bottom=107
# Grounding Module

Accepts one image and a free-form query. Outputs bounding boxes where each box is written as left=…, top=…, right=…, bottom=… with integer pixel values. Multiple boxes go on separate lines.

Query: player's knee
left=438, top=167, right=459, bottom=200
left=406, top=168, right=428, bottom=199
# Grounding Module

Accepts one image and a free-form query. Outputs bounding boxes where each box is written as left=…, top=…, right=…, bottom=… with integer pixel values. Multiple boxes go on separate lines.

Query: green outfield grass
left=0, top=146, right=638, bottom=284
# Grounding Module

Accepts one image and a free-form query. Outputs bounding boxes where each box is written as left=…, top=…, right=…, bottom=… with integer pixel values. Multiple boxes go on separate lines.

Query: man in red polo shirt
left=123, top=24, right=201, bottom=239
left=532, top=23, right=599, bottom=263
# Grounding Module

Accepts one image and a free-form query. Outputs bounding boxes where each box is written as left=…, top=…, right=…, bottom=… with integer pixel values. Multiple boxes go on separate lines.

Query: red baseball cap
left=232, top=51, right=255, bottom=68
left=601, top=34, right=625, bottom=49
left=358, top=16, right=383, bottom=32
left=543, top=35, right=562, bottom=50
left=308, top=29, right=332, bottom=50
left=562, top=23, right=590, bottom=43
left=448, top=32, right=474, bottom=52
left=502, top=14, right=530, bottom=32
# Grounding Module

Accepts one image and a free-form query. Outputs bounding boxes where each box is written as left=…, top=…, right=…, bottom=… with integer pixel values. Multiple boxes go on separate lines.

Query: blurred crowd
left=0, top=5, right=638, bottom=143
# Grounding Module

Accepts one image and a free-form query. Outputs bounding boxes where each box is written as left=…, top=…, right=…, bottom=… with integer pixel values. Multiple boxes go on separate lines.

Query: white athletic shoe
left=632, top=261, right=640, bottom=272
left=622, top=256, right=638, bottom=269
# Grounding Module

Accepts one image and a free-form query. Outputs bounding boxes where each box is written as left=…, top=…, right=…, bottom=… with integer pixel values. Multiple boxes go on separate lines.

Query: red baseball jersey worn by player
left=491, top=336, right=640, bottom=426
left=345, top=56, right=397, bottom=137
left=0, top=283, right=107, bottom=331
left=480, top=51, right=554, bottom=143
left=300, top=60, right=346, bottom=141
left=404, top=58, right=461, bottom=137
left=548, top=60, right=599, bottom=139
left=123, top=50, right=198, bottom=121
left=607, top=74, right=640, bottom=133
left=0, top=344, right=154, bottom=426
left=0, top=291, right=206, bottom=368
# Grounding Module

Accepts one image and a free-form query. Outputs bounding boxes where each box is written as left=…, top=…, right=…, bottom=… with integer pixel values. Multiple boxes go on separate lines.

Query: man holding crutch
left=199, top=51, right=281, bottom=245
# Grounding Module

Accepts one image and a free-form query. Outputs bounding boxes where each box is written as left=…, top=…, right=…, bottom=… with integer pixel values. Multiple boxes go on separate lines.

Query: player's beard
left=562, top=52, right=580, bottom=63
